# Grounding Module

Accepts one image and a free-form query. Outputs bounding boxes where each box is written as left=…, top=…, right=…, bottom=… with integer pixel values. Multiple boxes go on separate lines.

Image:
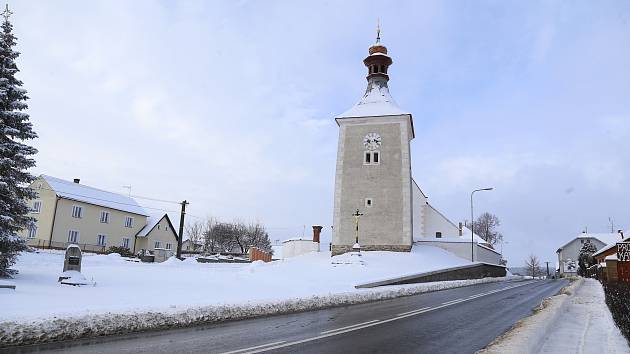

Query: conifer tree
left=0, top=5, right=37, bottom=277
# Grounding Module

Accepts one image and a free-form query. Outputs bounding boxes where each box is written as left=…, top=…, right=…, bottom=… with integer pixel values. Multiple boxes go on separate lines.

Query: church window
left=436, top=232, right=442, bottom=239
left=364, top=151, right=381, bottom=165
left=365, top=198, right=373, bottom=208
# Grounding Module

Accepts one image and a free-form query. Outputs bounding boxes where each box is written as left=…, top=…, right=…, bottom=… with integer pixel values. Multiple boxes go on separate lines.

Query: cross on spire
left=2, top=4, right=12, bottom=22
left=376, top=18, right=381, bottom=44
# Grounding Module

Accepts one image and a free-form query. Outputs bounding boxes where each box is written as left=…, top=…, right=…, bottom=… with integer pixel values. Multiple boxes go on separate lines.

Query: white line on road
left=397, top=307, right=431, bottom=316
left=320, top=319, right=380, bottom=334
left=221, top=340, right=287, bottom=354
left=222, top=281, right=539, bottom=354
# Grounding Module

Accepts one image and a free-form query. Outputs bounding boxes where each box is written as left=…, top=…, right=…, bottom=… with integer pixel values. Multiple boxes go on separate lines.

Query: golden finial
left=2, top=4, right=12, bottom=22
left=376, top=18, right=381, bottom=44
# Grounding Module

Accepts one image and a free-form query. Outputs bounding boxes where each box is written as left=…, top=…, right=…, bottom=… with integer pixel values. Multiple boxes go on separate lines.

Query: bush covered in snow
left=602, top=281, right=630, bottom=344
left=105, top=246, right=133, bottom=257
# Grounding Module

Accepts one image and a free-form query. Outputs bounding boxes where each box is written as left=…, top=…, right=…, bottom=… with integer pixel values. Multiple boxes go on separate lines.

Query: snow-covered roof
left=41, top=175, right=148, bottom=216
left=136, top=215, right=163, bottom=237
left=282, top=237, right=315, bottom=243
left=592, top=232, right=629, bottom=257
left=136, top=214, right=178, bottom=240
left=337, top=79, right=410, bottom=119
left=557, top=233, right=626, bottom=253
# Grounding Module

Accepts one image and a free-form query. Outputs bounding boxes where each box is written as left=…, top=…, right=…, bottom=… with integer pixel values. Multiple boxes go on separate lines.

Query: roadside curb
left=0, top=276, right=519, bottom=348
left=477, top=278, right=583, bottom=354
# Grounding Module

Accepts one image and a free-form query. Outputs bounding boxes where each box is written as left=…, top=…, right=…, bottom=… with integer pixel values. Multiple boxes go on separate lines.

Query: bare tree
left=185, top=220, right=204, bottom=251
left=525, top=254, right=542, bottom=278
left=467, top=212, right=503, bottom=246
left=244, top=221, right=273, bottom=255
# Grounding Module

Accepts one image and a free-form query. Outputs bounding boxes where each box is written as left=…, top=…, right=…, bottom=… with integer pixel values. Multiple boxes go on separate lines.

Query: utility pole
left=544, top=261, right=551, bottom=278
left=176, top=200, right=188, bottom=259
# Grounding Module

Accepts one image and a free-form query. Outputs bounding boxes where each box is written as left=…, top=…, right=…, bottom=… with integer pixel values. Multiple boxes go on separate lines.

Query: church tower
left=332, top=29, right=415, bottom=256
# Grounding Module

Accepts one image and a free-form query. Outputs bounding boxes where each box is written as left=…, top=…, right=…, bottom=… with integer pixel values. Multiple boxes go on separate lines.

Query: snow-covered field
left=0, top=245, right=514, bottom=346
left=1, top=245, right=470, bottom=322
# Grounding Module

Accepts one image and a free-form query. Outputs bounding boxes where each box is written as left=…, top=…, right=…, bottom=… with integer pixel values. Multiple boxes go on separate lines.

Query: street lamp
left=470, top=187, right=493, bottom=262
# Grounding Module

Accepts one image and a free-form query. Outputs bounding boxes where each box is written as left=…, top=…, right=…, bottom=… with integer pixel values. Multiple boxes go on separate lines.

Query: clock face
left=363, top=133, right=382, bottom=150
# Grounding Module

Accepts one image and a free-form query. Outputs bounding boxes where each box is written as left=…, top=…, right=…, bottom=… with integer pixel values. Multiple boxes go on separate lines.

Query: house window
left=157, top=224, right=161, bottom=230
left=27, top=224, right=37, bottom=239
left=71, top=205, right=83, bottom=218
left=166, top=243, right=172, bottom=250
left=36, top=182, right=43, bottom=189
left=100, top=211, right=110, bottom=223
left=436, top=232, right=442, bottom=239
left=32, top=201, right=42, bottom=213
left=154, top=241, right=162, bottom=249
left=363, top=151, right=381, bottom=165
left=124, top=216, right=134, bottom=228
left=365, top=198, right=373, bottom=208
left=97, top=234, right=107, bottom=246
left=121, top=237, right=130, bottom=249
left=67, top=230, right=80, bottom=243
left=165, top=225, right=168, bottom=231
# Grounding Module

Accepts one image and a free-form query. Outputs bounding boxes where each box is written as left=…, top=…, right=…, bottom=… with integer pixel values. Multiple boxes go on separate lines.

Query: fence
left=26, top=239, right=107, bottom=254
left=248, top=247, right=272, bottom=262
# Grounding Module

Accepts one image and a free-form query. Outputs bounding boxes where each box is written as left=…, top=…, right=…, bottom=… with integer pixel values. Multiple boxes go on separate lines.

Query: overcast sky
left=11, top=1, right=630, bottom=265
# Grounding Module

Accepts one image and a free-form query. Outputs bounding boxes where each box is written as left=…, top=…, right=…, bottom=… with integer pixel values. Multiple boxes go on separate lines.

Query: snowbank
left=0, top=276, right=512, bottom=347
left=0, top=246, right=511, bottom=346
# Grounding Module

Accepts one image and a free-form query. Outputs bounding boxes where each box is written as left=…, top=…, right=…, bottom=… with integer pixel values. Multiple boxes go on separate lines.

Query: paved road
left=6, top=279, right=567, bottom=354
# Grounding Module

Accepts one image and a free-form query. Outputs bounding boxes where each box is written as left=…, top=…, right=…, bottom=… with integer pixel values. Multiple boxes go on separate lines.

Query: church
left=331, top=30, right=502, bottom=265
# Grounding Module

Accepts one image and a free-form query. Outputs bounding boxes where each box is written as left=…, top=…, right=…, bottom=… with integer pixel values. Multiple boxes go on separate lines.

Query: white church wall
left=422, top=203, right=461, bottom=239
left=412, top=180, right=427, bottom=240
left=474, top=244, right=502, bottom=264
left=415, top=240, right=502, bottom=265
left=282, top=239, right=319, bottom=259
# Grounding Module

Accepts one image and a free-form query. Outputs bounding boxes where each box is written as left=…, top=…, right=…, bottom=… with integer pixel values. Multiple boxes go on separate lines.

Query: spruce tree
left=0, top=6, right=37, bottom=277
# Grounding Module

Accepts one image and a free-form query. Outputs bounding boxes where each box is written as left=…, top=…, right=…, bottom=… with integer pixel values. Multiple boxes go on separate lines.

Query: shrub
left=106, top=246, right=133, bottom=257
left=602, top=281, right=630, bottom=345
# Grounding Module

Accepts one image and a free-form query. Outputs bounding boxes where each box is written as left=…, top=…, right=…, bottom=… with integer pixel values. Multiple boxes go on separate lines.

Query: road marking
left=221, top=341, right=286, bottom=354
left=320, top=319, right=380, bottom=334
left=441, top=298, right=466, bottom=305
left=397, top=306, right=431, bottom=316
left=224, top=280, right=538, bottom=354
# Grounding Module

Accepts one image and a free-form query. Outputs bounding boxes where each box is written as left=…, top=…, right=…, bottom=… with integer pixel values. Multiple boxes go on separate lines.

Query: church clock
left=363, top=133, right=381, bottom=151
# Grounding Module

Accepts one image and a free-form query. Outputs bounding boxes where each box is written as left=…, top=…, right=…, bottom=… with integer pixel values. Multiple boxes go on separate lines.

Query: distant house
left=556, top=232, right=624, bottom=276
left=182, top=239, right=203, bottom=252
left=19, top=174, right=176, bottom=254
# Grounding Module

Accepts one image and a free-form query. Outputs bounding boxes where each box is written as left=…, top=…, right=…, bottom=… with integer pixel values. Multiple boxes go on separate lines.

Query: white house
left=556, top=232, right=624, bottom=276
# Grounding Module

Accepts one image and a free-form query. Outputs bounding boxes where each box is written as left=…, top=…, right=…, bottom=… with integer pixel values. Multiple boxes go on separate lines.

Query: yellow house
left=134, top=214, right=179, bottom=254
left=20, top=175, right=177, bottom=254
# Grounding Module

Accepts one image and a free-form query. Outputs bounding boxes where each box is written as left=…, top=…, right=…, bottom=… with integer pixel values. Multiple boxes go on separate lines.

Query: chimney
left=458, top=222, right=463, bottom=236
left=312, top=225, right=323, bottom=243
left=73, top=178, right=80, bottom=184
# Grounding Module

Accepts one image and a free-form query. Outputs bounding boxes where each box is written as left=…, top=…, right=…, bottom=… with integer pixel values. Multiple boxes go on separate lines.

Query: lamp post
left=470, top=187, right=493, bottom=262
left=352, top=209, right=364, bottom=252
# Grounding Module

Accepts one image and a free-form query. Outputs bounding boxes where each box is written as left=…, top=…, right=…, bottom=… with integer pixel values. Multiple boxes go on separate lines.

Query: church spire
left=364, top=23, right=392, bottom=82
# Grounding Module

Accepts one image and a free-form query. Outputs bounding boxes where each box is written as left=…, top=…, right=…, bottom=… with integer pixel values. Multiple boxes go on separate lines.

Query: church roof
left=337, top=78, right=410, bottom=119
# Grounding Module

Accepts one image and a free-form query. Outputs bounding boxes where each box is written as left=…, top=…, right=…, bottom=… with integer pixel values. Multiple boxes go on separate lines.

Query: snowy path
left=539, top=278, right=629, bottom=354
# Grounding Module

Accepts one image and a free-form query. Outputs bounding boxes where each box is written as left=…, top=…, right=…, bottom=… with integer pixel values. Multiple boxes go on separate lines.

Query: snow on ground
left=481, top=278, right=629, bottom=354
left=1, top=245, right=469, bottom=322
left=539, top=278, right=629, bottom=353
left=0, top=245, right=515, bottom=346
